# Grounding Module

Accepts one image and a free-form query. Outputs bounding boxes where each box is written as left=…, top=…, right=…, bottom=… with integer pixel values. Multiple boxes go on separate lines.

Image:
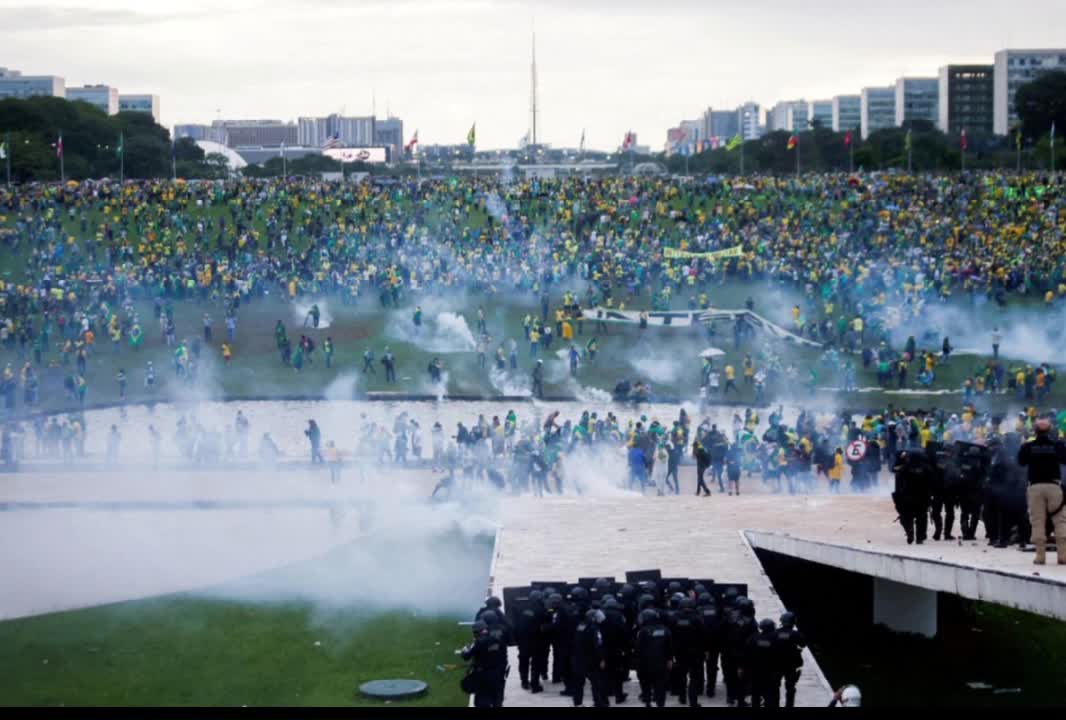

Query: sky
left=1, top=0, right=1064, bottom=150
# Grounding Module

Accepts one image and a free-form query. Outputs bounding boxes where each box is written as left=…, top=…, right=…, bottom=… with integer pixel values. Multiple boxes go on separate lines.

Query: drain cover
left=358, top=679, right=428, bottom=701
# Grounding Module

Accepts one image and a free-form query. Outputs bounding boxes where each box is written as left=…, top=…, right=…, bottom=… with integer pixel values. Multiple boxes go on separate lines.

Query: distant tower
left=529, top=30, right=539, bottom=148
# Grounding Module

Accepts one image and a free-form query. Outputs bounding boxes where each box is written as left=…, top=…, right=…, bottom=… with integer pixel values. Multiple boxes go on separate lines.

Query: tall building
left=0, top=67, right=65, bottom=99
left=215, top=119, right=297, bottom=147
left=807, top=100, right=833, bottom=129
left=894, top=77, right=939, bottom=127
left=860, top=86, right=896, bottom=139
left=118, top=93, right=160, bottom=123
left=297, top=117, right=328, bottom=148
left=832, top=95, right=861, bottom=132
left=994, top=48, right=1066, bottom=135
left=737, top=102, right=761, bottom=140
left=67, top=84, right=119, bottom=115
left=708, top=110, right=738, bottom=140
left=769, top=100, right=808, bottom=132
left=374, top=117, right=403, bottom=161
left=175, top=124, right=226, bottom=144
left=937, top=65, right=994, bottom=136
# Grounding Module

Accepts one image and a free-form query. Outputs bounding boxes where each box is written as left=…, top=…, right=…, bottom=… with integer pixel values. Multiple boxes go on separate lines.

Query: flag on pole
left=579, top=129, right=585, bottom=153
left=0, top=140, right=6, bottom=161
left=726, top=134, right=743, bottom=151
left=844, top=131, right=852, bottom=147
left=960, top=128, right=968, bottom=152
left=787, top=134, right=798, bottom=151
left=116, top=132, right=124, bottom=158
left=55, top=133, right=64, bottom=158
left=622, top=131, right=634, bottom=151
left=1015, top=128, right=1023, bottom=151
left=904, top=128, right=912, bottom=154
left=322, top=132, right=342, bottom=150
left=467, top=123, right=476, bottom=147
left=405, top=130, right=419, bottom=153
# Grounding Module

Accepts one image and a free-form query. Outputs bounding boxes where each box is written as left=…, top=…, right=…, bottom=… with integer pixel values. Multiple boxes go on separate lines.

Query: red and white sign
left=846, top=440, right=867, bottom=462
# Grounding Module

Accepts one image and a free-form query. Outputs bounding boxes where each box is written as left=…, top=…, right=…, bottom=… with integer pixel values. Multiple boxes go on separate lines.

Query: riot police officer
left=956, top=443, right=989, bottom=541
left=636, top=608, right=673, bottom=708
left=892, top=449, right=933, bottom=544
left=461, top=619, right=508, bottom=707
left=696, top=592, right=725, bottom=699
left=515, top=591, right=547, bottom=692
left=600, top=596, right=630, bottom=704
left=571, top=609, right=610, bottom=707
left=723, top=596, right=757, bottom=707
left=673, top=597, right=706, bottom=706
left=927, top=441, right=956, bottom=540
left=775, top=611, right=807, bottom=708
left=745, top=618, right=781, bottom=708
left=547, top=592, right=574, bottom=694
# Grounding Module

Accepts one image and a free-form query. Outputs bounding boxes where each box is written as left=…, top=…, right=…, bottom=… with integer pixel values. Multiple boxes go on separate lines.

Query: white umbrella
left=699, top=348, right=725, bottom=358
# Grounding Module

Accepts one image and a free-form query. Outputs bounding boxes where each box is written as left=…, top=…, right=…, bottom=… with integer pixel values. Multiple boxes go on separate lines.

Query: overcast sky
left=2, top=0, right=1064, bottom=149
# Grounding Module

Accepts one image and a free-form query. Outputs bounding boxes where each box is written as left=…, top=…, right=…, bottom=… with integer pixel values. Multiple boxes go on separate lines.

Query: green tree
left=1015, top=70, right=1066, bottom=139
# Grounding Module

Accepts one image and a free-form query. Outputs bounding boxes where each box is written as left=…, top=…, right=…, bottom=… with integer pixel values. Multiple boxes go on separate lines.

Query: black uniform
left=745, top=624, right=781, bottom=708
left=571, top=614, right=609, bottom=707
left=722, top=606, right=757, bottom=706
left=984, top=443, right=1011, bottom=547
left=636, top=617, right=672, bottom=708
left=892, top=451, right=933, bottom=544
left=698, top=600, right=725, bottom=698
left=927, top=441, right=955, bottom=540
left=462, top=628, right=508, bottom=708
left=600, top=602, right=630, bottom=703
left=672, top=606, right=706, bottom=706
left=957, top=443, right=989, bottom=540
left=548, top=598, right=575, bottom=692
left=515, top=599, right=547, bottom=692
left=775, top=622, right=806, bottom=708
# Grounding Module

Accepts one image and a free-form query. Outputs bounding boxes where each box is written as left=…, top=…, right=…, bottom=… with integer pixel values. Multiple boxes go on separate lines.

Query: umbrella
left=699, top=348, right=725, bottom=358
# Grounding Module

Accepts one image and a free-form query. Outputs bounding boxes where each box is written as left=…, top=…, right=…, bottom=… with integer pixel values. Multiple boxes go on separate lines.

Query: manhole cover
left=358, top=679, right=428, bottom=701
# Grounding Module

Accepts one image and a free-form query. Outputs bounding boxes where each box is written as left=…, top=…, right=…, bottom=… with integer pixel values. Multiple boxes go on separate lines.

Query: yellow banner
left=663, top=245, right=744, bottom=261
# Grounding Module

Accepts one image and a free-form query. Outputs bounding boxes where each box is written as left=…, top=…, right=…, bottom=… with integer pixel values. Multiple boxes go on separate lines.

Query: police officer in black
left=600, top=596, right=630, bottom=704
left=956, top=443, right=989, bottom=541
left=745, top=618, right=781, bottom=708
left=775, top=611, right=807, bottom=708
left=927, top=441, right=956, bottom=540
left=892, top=449, right=933, bottom=544
left=547, top=592, right=574, bottom=693
left=673, top=597, right=706, bottom=706
left=461, top=618, right=508, bottom=708
left=984, top=438, right=1012, bottom=548
left=697, top=592, right=725, bottom=698
left=515, top=591, right=547, bottom=693
left=723, top=596, right=757, bottom=707
left=636, top=608, right=673, bottom=708
left=571, top=609, right=610, bottom=707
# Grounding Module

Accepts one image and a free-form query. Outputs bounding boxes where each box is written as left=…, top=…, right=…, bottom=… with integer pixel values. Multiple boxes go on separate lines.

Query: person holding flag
left=405, top=130, right=419, bottom=155
left=787, top=133, right=799, bottom=176
left=579, top=128, right=586, bottom=156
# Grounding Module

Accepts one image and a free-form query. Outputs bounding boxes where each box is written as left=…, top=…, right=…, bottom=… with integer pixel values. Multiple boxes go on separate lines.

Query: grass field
left=0, top=531, right=491, bottom=707
left=2, top=278, right=1060, bottom=418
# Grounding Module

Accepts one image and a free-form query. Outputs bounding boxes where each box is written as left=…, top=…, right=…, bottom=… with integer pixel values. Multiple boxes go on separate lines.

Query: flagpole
left=1052, top=124, right=1057, bottom=174
left=58, top=131, right=64, bottom=183
left=119, top=131, right=125, bottom=184
left=1016, top=130, right=1022, bottom=173
left=4, top=132, right=10, bottom=188
left=849, top=139, right=854, bottom=174
left=796, top=135, right=800, bottom=177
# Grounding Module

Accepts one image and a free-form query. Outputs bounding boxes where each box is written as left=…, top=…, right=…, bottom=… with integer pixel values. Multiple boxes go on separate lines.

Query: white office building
left=737, top=102, right=762, bottom=140
left=298, top=114, right=375, bottom=148
left=67, top=84, right=119, bottom=115
left=118, top=94, right=160, bottom=123
left=770, top=100, right=808, bottom=132
left=807, top=100, right=833, bottom=129
left=894, top=77, right=939, bottom=126
left=993, top=48, right=1066, bottom=135
left=0, top=67, right=65, bottom=99
left=860, top=86, right=896, bottom=139
left=832, top=95, right=861, bottom=132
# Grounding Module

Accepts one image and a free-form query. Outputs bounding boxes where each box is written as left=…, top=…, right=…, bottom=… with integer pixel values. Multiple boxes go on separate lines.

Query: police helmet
left=603, top=596, right=620, bottom=610
left=586, top=608, right=604, bottom=624
left=780, top=611, right=796, bottom=628
left=697, top=592, right=714, bottom=606
left=759, top=618, right=776, bottom=632
left=571, top=586, right=589, bottom=601
left=620, top=583, right=636, bottom=598
left=668, top=581, right=682, bottom=594
left=548, top=593, right=563, bottom=609
left=638, top=593, right=656, bottom=609
left=480, top=610, right=499, bottom=626
left=671, top=592, right=685, bottom=607
left=594, top=577, right=611, bottom=591
left=680, top=597, right=695, bottom=611
left=724, top=586, right=739, bottom=602
left=529, top=590, right=544, bottom=603
left=640, top=608, right=660, bottom=625
left=692, top=583, right=707, bottom=595
left=485, top=596, right=502, bottom=609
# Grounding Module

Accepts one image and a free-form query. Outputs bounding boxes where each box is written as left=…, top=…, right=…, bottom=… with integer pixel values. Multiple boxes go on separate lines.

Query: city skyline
left=1, top=0, right=1064, bottom=150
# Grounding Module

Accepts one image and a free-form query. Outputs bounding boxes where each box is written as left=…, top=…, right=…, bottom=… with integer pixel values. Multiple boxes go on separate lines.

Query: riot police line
left=892, top=418, right=1066, bottom=567
left=458, top=570, right=808, bottom=708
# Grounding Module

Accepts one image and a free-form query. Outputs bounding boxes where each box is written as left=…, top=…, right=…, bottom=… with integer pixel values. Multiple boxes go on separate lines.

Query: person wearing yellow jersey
left=723, top=365, right=738, bottom=396
left=828, top=448, right=844, bottom=493
left=920, top=423, right=932, bottom=448
left=742, top=355, right=755, bottom=386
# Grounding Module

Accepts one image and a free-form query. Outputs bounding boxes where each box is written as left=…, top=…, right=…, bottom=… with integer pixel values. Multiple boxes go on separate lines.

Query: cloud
left=0, top=6, right=203, bottom=32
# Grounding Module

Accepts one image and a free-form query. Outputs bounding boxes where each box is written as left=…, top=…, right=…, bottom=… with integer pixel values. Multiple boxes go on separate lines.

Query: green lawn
left=0, top=533, right=490, bottom=707
left=4, top=281, right=1061, bottom=417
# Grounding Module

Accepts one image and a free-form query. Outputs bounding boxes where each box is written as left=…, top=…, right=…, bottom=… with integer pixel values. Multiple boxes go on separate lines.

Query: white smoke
left=292, top=299, right=334, bottom=329
left=387, top=310, right=477, bottom=353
